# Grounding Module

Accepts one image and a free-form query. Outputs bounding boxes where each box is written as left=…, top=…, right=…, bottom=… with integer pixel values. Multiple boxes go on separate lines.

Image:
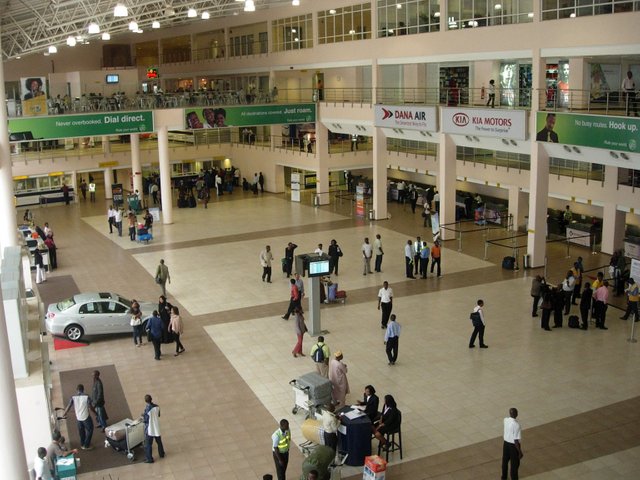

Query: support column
left=0, top=50, right=18, bottom=251
left=315, top=121, right=330, bottom=205
left=601, top=165, right=625, bottom=254
left=101, top=136, right=111, bottom=154
left=527, top=143, right=550, bottom=267
left=104, top=167, right=114, bottom=200
left=130, top=134, right=143, bottom=199
left=157, top=127, right=173, bottom=224
left=372, top=128, right=388, bottom=220
left=70, top=171, right=78, bottom=203
left=508, top=185, right=528, bottom=232
left=438, top=133, right=457, bottom=240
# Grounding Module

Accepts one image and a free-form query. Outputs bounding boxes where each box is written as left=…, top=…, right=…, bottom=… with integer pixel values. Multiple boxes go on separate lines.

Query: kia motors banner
left=374, top=105, right=437, bottom=131
left=535, top=112, right=639, bottom=153
left=8, top=111, right=154, bottom=141
left=441, top=107, right=527, bottom=140
left=184, top=103, right=316, bottom=129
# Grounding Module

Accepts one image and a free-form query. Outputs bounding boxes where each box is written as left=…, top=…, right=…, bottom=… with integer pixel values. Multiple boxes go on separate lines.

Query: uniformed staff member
left=272, top=419, right=291, bottom=480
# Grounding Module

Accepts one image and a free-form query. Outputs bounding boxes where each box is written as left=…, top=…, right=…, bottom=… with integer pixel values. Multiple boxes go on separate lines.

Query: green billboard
left=184, top=103, right=316, bottom=129
left=8, top=111, right=154, bottom=141
left=536, top=111, right=639, bottom=153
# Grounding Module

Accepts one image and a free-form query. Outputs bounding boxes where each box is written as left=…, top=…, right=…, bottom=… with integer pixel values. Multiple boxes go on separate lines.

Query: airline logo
left=381, top=108, right=393, bottom=120
left=374, top=105, right=437, bottom=130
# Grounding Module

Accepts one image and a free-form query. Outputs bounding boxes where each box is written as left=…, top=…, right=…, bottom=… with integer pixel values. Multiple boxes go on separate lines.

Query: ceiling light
left=434, top=12, right=440, bottom=17
left=397, top=3, right=402, bottom=8
left=388, top=29, right=394, bottom=34
left=102, top=32, right=111, bottom=40
left=88, top=22, right=100, bottom=34
left=291, top=28, right=297, bottom=33
left=244, top=0, right=255, bottom=12
left=202, top=12, right=210, bottom=19
left=527, top=12, right=534, bottom=17
left=294, top=37, right=299, bottom=42
left=329, top=9, right=336, bottom=14
left=152, top=20, right=160, bottom=28
left=113, top=3, right=128, bottom=17
left=569, top=12, right=576, bottom=17
left=66, top=36, right=77, bottom=46
left=48, top=45, right=58, bottom=53
left=292, top=0, right=300, bottom=5
left=16, top=56, right=21, bottom=59
left=129, top=21, right=138, bottom=31
left=349, top=29, right=356, bottom=34
left=187, top=8, right=197, bottom=17
left=494, top=4, right=502, bottom=9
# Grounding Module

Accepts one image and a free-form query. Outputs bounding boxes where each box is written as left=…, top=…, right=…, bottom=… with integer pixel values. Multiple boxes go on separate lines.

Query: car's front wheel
left=64, top=324, right=84, bottom=342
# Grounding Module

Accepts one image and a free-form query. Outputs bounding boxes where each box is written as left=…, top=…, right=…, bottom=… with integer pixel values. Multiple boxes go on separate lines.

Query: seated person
left=373, top=394, right=401, bottom=451
left=356, top=385, right=379, bottom=422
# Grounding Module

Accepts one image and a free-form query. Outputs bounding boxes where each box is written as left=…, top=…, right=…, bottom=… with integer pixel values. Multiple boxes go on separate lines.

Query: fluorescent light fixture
left=291, top=28, right=297, bottom=33
left=88, top=22, right=100, bottom=34
left=434, top=11, right=440, bottom=17
left=202, top=11, right=210, bottom=19
left=129, top=21, right=138, bottom=31
left=527, top=12, right=534, bottom=17
left=329, top=9, right=336, bottom=14
left=48, top=45, right=58, bottom=53
left=292, top=0, right=300, bottom=5
left=102, top=32, right=111, bottom=40
left=66, top=36, right=77, bottom=46
left=468, top=20, right=478, bottom=27
left=16, top=56, right=21, bottom=59
left=349, top=29, right=356, bottom=34
left=113, top=3, right=128, bottom=17
left=244, top=0, right=255, bottom=12
left=152, top=20, right=160, bottom=28
left=397, top=3, right=402, bottom=8
left=294, top=37, right=299, bottom=42
left=388, top=28, right=394, bottom=34
left=569, top=12, right=576, bottom=17
left=187, top=8, right=197, bottom=17
left=494, top=4, right=502, bottom=9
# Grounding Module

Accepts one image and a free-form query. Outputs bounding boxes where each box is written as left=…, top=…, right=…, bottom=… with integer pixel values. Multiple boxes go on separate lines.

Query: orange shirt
left=431, top=245, right=441, bottom=259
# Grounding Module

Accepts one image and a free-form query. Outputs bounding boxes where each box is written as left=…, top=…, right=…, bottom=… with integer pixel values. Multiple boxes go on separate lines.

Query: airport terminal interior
left=2, top=1, right=640, bottom=479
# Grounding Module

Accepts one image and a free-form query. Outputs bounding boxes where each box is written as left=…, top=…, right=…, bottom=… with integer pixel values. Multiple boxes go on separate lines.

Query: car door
left=77, top=301, right=106, bottom=334
left=99, top=301, right=130, bottom=333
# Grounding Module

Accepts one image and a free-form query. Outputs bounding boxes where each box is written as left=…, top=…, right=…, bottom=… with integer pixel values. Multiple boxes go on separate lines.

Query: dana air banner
left=535, top=112, right=639, bottom=153
left=8, top=111, right=154, bottom=141
left=184, top=103, right=316, bottom=129
left=441, top=107, right=527, bottom=140
left=374, top=105, right=437, bottom=131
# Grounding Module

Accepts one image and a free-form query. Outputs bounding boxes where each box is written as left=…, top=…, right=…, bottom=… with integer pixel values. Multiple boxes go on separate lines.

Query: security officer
left=272, top=419, right=290, bottom=480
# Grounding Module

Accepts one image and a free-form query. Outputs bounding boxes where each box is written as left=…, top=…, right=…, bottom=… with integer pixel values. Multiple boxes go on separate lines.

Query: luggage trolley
left=289, top=372, right=332, bottom=419
left=104, top=417, right=145, bottom=461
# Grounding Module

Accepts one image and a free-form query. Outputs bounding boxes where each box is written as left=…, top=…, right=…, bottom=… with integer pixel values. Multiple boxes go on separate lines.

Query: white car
left=45, top=292, right=155, bottom=341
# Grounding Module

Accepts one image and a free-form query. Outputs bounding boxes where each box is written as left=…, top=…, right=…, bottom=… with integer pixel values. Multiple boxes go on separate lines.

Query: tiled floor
left=30, top=189, right=640, bottom=480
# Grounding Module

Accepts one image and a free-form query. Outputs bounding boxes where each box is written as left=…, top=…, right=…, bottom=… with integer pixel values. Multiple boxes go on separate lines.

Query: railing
left=458, top=149, right=531, bottom=172
left=549, top=159, right=605, bottom=182
left=618, top=168, right=640, bottom=189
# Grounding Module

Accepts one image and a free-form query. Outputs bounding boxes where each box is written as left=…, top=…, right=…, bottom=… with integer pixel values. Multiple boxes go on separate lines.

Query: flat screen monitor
left=106, top=74, right=119, bottom=84
left=308, top=259, right=330, bottom=277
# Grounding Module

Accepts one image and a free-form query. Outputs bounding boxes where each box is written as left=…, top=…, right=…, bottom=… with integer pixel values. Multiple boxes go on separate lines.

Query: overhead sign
left=374, top=105, right=437, bottom=131
left=536, top=111, right=639, bottom=153
left=441, top=107, right=527, bottom=140
left=184, top=103, right=316, bottom=129
left=8, top=111, right=154, bottom=141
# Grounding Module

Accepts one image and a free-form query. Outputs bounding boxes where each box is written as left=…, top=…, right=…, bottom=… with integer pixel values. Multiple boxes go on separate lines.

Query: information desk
left=337, top=406, right=372, bottom=466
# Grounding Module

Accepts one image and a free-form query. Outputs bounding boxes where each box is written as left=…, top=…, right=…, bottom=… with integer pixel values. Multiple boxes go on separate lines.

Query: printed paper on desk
left=344, top=409, right=366, bottom=420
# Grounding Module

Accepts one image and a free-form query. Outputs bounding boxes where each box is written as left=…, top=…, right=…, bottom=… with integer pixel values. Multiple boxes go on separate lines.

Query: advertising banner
left=184, top=103, right=316, bottom=129
left=112, top=184, right=124, bottom=206
left=8, top=111, right=154, bottom=141
left=374, top=105, right=437, bottom=131
left=589, top=63, right=620, bottom=102
left=21, top=76, right=48, bottom=116
left=355, top=184, right=365, bottom=217
left=535, top=112, right=640, bottom=153
left=441, top=107, right=527, bottom=140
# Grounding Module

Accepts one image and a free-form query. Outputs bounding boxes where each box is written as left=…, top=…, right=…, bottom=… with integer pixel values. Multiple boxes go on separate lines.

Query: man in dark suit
left=536, top=113, right=559, bottom=142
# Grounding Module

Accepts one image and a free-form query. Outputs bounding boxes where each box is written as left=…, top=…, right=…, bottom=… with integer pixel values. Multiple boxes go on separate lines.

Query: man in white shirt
left=404, top=240, right=416, bottom=279
left=143, top=394, right=165, bottom=463
left=314, top=243, right=324, bottom=256
left=362, top=237, right=373, bottom=275
left=373, top=234, right=384, bottom=273
left=34, top=447, right=53, bottom=480
left=88, top=182, right=96, bottom=202
left=469, top=299, right=488, bottom=348
left=377, top=281, right=393, bottom=329
left=107, top=205, right=116, bottom=234
left=501, top=408, right=523, bottom=480
left=622, top=71, right=637, bottom=117
left=260, top=245, right=274, bottom=283
left=114, top=207, right=123, bottom=236
left=413, top=236, right=422, bottom=276
left=384, top=314, right=401, bottom=365
left=62, top=384, right=93, bottom=450
left=396, top=180, right=405, bottom=203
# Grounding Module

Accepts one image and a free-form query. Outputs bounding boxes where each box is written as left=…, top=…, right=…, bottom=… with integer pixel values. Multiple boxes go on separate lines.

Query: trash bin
left=368, top=209, right=375, bottom=220
left=523, top=254, right=530, bottom=269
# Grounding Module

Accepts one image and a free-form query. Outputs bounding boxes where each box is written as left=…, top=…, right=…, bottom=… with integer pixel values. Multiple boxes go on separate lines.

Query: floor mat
left=58, top=365, right=141, bottom=473
left=36, top=275, right=80, bottom=310
left=53, top=337, right=89, bottom=350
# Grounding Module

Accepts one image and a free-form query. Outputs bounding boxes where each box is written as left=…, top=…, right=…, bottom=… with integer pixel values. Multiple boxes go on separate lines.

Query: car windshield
left=56, top=297, right=76, bottom=311
left=117, top=296, right=132, bottom=308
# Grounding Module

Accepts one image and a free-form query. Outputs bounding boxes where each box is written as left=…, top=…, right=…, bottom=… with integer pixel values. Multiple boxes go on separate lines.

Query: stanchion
left=544, top=256, right=548, bottom=279
left=457, top=221, right=462, bottom=252
left=484, top=240, right=489, bottom=260
left=513, top=247, right=520, bottom=271
left=628, top=313, right=638, bottom=344
left=565, top=236, right=571, bottom=258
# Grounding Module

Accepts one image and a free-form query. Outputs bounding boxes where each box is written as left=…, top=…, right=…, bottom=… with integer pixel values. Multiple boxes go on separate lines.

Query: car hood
left=138, top=301, right=156, bottom=318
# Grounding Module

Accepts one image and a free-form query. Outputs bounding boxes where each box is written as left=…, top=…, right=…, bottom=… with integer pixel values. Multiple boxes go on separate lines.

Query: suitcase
left=296, top=372, right=333, bottom=407
left=502, top=256, right=515, bottom=270
left=328, top=283, right=337, bottom=301
left=568, top=315, right=580, bottom=329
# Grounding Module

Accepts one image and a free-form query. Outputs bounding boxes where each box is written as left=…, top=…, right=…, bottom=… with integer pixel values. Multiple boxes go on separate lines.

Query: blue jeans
left=95, top=405, right=107, bottom=429
left=144, top=433, right=165, bottom=461
left=132, top=325, right=143, bottom=345
left=77, top=418, right=94, bottom=448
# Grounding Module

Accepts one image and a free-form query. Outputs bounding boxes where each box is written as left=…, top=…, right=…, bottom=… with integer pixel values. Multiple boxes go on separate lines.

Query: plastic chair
left=377, top=411, right=402, bottom=461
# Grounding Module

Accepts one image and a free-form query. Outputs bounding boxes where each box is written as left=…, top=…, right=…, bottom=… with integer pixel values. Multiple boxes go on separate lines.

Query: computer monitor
left=308, top=259, right=330, bottom=277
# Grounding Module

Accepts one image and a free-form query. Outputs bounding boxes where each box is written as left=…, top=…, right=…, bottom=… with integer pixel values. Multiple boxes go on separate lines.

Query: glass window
left=447, top=0, right=533, bottom=28
left=377, top=1, right=440, bottom=37
left=318, top=4, right=372, bottom=44
left=541, top=0, right=637, bottom=20
left=101, top=301, right=128, bottom=314
left=79, top=302, right=100, bottom=314
left=272, top=14, right=313, bottom=51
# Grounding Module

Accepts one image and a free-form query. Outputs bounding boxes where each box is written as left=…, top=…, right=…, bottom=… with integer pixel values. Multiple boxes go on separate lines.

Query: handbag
left=469, top=311, right=482, bottom=327
left=155, top=275, right=162, bottom=284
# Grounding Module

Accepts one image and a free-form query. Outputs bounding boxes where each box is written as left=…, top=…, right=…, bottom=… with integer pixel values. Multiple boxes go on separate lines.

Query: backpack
left=312, top=344, right=325, bottom=363
left=568, top=315, right=580, bottom=329
left=469, top=311, right=482, bottom=327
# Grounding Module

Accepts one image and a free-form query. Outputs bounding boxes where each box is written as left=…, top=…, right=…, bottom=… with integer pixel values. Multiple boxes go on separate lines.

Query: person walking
left=88, top=181, right=96, bottom=202
left=469, top=299, right=488, bottom=348
left=169, top=306, right=186, bottom=355
left=292, top=307, right=307, bottom=357
left=127, top=212, right=137, bottom=241
left=284, top=242, right=297, bottom=278
left=260, top=245, right=274, bottom=283
left=530, top=275, right=545, bottom=317
left=146, top=310, right=164, bottom=360
left=79, top=179, right=87, bottom=201
left=384, top=314, right=401, bottom=365
left=378, top=281, right=393, bottom=329
left=107, top=205, right=116, bottom=234
left=130, top=299, right=143, bottom=347
left=114, top=207, right=123, bottom=236
left=373, top=234, right=384, bottom=273
left=309, top=336, right=330, bottom=377
left=362, top=237, right=373, bottom=275
left=272, top=419, right=291, bottom=480
left=422, top=200, right=432, bottom=228
left=501, top=408, right=523, bottom=480
left=142, top=394, right=165, bottom=463
left=419, top=241, right=430, bottom=279
left=329, top=351, right=350, bottom=407
left=91, top=370, right=108, bottom=431
left=404, top=240, right=416, bottom=279
left=282, top=278, right=300, bottom=320
left=622, top=70, right=638, bottom=117
left=155, top=259, right=171, bottom=297
left=430, top=240, right=442, bottom=277
left=328, top=239, right=342, bottom=275
left=620, top=277, right=639, bottom=321
left=62, top=384, right=93, bottom=450
left=34, top=248, right=46, bottom=284
left=486, top=79, right=496, bottom=108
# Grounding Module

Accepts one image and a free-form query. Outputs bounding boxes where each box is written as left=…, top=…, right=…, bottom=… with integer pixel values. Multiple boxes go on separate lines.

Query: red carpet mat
left=53, top=337, right=89, bottom=350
